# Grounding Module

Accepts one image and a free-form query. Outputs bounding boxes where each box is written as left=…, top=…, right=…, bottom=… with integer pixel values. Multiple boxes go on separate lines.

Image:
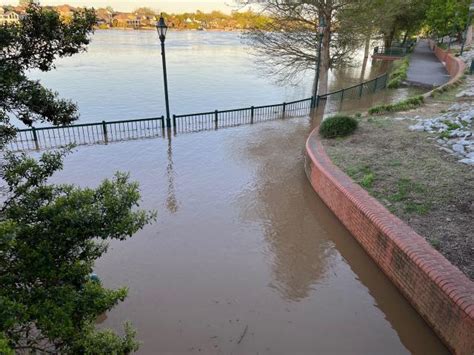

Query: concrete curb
left=304, top=129, right=474, bottom=354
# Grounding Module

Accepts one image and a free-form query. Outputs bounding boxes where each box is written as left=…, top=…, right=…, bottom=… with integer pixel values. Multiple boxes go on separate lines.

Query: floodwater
left=32, top=30, right=446, bottom=353
left=26, top=30, right=422, bottom=127
left=52, top=117, right=448, bottom=354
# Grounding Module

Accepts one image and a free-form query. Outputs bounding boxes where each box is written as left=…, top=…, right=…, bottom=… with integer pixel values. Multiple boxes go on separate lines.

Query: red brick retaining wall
left=432, top=45, right=464, bottom=79
left=424, top=40, right=466, bottom=99
left=305, top=130, right=474, bottom=354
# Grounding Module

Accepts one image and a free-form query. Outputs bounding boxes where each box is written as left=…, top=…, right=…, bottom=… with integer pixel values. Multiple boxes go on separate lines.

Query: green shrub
left=319, top=115, right=358, bottom=138
left=387, top=57, right=410, bottom=89
left=368, top=95, right=424, bottom=115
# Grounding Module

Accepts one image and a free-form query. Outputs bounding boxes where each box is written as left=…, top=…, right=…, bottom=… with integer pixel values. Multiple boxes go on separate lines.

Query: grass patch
left=439, top=131, right=450, bottom=139
left=442, top=120, right=461, bottom=130
left=347, top=165, right=376, bottom=189
left=368, top=95, right=424, bottom=115
left=430, top=78, right=464, bottom=100
left=322, top=115, right=474, bottom=278
left=319, top=115, right=358, bottom=138
left=387, top=56, right=410, bottom=89
left=430, top=238, right=442, bottom=250
left=388, top=178, right=431, bottom=214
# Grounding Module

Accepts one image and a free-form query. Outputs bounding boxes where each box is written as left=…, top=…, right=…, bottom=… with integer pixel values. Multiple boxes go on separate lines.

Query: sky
left=0, top=0, right=240, bottom=13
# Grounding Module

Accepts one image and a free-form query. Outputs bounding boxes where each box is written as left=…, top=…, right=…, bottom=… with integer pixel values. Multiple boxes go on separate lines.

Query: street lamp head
left=318, top=15, right=326, bottom=35
left=156, top=14, right=168, bottom=42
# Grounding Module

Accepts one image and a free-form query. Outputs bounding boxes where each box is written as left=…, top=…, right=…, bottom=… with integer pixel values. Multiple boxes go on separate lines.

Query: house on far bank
left=95, top=8, right=113, bottom=27
left=113, top=12, right=141, bottom=28
left=55, top=4, right=75, bottom=22
left=0, top=7, right=20, bottom=25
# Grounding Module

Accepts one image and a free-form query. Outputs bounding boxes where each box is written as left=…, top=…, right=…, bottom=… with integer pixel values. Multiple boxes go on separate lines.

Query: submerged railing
left=173, top=97, right=312, bottom=134
left=7, top=73, right=388, bottom=151
left=373, top=46, right=408, bottom=57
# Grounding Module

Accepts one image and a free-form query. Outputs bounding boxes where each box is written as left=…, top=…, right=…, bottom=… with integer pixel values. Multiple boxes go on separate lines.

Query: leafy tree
left=425, top=0, right=471, bottom=41
left=1, top=3, right=154, bottom=353
left=0, top=3, right=96, bottom=147
left=0, top=151, right=153, bottom=353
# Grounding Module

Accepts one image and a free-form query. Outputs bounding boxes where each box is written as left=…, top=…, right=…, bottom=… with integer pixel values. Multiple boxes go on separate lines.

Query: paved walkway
left=406, top=40, right=451, bottom=88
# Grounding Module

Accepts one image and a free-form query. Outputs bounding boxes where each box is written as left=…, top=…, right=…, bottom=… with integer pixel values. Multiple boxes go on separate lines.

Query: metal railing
left=9, top=116, right=165, bottom=152
left=373, top=46, right=408, bottom=57
left=173, top=97, right=312, bottom=134
left=319, top=72, right=388, bottom=102
left=6, top=73, right=388, bottom=151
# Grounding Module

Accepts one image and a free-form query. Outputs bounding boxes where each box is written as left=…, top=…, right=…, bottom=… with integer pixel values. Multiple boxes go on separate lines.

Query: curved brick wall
left=304, top=130, right=474, bottom=354
left=424, top=40, right=466, bottom=99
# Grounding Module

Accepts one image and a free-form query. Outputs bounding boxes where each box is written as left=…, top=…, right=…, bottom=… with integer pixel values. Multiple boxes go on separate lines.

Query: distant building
left=0, top=8, right=20, bottom=25
left=112, top=12, right=140, bottom=28
left=95, top=8, right=113, bottom=26
left=55, top=4, right=75, bottom=20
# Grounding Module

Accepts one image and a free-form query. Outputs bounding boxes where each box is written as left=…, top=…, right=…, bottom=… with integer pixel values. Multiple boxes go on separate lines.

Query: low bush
left=368, top=95, right=424, bottom=115
left=387, top=57, right=410, bottom=89
left=319, top=115, right=358, bottom=138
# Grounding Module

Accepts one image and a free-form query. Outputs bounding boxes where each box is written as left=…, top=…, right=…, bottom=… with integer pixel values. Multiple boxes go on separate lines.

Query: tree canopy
left=0, top=3, right=96, bottom=147
left=1, top=4, right=154, bottom=353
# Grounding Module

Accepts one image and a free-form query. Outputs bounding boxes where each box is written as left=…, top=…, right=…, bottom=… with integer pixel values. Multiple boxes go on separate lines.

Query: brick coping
left=305, top=129, right=474, bottom=354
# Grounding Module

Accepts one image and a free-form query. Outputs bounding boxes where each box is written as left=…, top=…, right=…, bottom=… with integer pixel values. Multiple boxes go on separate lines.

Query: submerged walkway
left=407, top=40, right=450, bottom=88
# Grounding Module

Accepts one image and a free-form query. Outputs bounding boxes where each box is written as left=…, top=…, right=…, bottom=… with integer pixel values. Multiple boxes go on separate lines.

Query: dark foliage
left=319, top=115, right=358, bottom=138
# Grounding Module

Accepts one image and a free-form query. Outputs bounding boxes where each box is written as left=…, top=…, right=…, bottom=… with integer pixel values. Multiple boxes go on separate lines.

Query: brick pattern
left=432, top=45, right=464, bottom=78
left=304, top=132, right=474, bottom=355
left=424, top=40, right=466, bottom=99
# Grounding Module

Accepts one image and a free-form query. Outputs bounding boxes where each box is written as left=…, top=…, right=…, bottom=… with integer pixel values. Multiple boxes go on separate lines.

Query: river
left=36, top=30, right=445, bottom=354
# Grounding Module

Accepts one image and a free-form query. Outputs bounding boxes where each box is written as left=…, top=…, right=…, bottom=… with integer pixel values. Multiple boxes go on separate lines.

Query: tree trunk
left=384, top=28, right=395, bottom=48
left=317, top=27, right=331, bottom=96
left=360, top=57, right=368, bottom=81
left=363, top=33, right=371, bottom=59
left=466, top=25, right=473, bottom=47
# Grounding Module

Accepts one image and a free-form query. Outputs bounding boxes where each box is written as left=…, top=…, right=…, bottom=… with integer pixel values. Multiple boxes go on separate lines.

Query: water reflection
left=165, top=128, right=179, bottom=214
left=235, top=122, right=337, bottom=301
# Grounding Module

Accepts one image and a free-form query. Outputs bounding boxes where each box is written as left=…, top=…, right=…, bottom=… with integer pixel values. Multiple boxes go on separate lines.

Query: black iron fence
left=10, top=116, right=165, bottom=152
left=173, top=97, right=312, bottom=134
left=7, top=73, right=388, bottom=151
left=373, top=46, right=408, bottom=57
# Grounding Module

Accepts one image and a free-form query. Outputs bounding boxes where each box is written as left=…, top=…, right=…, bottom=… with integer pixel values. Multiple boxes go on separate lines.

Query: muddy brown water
left=51, top=112, right=448, bottom=354
left=27, top=29, right=443, bottom=354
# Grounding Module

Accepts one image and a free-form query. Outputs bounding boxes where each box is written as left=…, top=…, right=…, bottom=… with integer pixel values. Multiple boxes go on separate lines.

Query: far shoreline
left=94, top=26, right=244, bottom=33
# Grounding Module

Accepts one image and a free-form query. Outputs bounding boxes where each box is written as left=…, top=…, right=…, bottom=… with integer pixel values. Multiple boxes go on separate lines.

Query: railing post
left=161, top=115, right=165, bottom=129
left=172, top=114, right=177, bottom=128
left=316, top=95, right=320, bottom=107
left=340, top=89, right=344, bottom=102
left=373, top=77, right=378, bottom=93
left=282, top=102, right=286, bottom=118
left=310, top=96, right=315, bottom=108
left=102, top=120, right=108, bottom=143
left=214, top=110, right=218, bottom=130
left=359, top=83, right=364, bottom=98
left=250, top=106, right=254, bottom=124
left=32, top=127, right=39, bottom=150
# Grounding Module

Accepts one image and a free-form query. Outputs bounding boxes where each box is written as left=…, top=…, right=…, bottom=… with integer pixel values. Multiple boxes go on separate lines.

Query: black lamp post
left=313, top=15, right=326, bottom=107
left=156, top=14, right=171, bottom=128
left=460, top=1, right=474, bottom=56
